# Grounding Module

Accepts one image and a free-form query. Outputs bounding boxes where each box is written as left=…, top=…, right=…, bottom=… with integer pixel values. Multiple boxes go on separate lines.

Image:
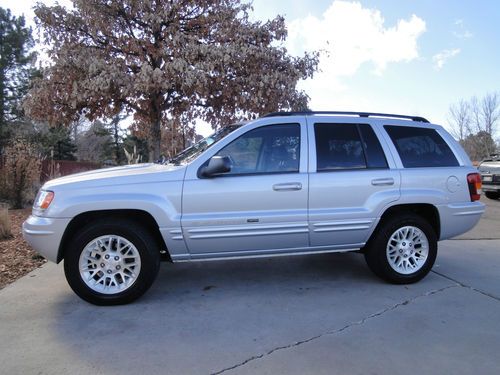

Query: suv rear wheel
left=64, top=219, right=160, bottom=305
left=364, top=214, right=437, bottom=284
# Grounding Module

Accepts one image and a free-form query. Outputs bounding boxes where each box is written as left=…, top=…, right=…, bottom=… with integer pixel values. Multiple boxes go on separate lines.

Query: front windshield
left=167, top=124, right=241, bottom=165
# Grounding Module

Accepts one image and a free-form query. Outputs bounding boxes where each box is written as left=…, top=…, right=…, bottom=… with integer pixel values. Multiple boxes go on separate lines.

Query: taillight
left=467, top=173, right=482, bottom=201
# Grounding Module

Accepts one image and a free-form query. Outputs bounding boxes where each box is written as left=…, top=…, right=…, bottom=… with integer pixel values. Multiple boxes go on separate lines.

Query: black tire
left=485, top=191, right=500, bottom=200
left=64, top=218, right=160, bottom=305
left=364, top=214, right=437, bottom=284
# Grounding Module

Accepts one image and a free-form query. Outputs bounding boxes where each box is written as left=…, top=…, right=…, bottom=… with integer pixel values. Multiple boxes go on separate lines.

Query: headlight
left=34, top=190, right=55, bottom=210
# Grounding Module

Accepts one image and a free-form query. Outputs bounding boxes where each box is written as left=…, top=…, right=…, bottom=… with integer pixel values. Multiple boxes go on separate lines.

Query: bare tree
left=460, top=131, right=497, bottom=161
left=448, top=99, right=470, bottom=141
left=481, top=92, right=500, bottom=135
left=468, top=96, right=481, bottom=133
left=466, top=96, right=489, bottom=157
left=108, top=111, right=128, bottom=164
left=449, top=92, right=499, bottom=161
left=68, top=115, right=87, bottom=144
left=75, top=121, right=113, bottom=163
left=472, top=93, right=500, bottom=157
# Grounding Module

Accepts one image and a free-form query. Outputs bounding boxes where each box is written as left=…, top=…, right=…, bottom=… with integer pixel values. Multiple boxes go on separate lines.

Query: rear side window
left=314, top=123, right=388, bottom=171
left=384, top=125, right=459, bottom=168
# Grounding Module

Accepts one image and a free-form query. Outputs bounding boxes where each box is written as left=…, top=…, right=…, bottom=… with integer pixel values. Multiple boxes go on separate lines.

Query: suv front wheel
left=364, top=214, right=437, bottom=284
left=64, top=219, right=160, bottom=305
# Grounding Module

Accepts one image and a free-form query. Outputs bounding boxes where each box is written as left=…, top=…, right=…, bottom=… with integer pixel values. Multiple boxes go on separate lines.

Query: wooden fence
left=40, top=160, right=102, bottom=183
left=0, top=156, right=102, bottom=183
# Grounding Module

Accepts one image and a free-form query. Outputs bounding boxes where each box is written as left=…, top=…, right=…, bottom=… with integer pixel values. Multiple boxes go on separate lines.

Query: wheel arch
left=57, top=209, right=171, bottom=263
left=363, top=206, right=439, bottom=284
left=374, top=203, right=440, bottom=240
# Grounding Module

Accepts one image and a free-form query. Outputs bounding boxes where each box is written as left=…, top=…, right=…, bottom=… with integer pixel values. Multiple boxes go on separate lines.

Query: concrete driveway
left=1, top=198, right=499, bottom=375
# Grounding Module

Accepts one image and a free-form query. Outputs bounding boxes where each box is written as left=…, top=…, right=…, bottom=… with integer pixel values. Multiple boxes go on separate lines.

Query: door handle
left=371, top=178, right=394, bottom=186
left=273, top=182, right=302, bottom=191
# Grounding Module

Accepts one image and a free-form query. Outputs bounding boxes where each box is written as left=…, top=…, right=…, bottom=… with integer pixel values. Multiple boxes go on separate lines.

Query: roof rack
left=262, top=111, right=430, bottom=123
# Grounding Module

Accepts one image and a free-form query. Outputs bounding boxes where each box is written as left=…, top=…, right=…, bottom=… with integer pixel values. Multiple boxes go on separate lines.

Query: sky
left=2, top=0, right=500, bottom=137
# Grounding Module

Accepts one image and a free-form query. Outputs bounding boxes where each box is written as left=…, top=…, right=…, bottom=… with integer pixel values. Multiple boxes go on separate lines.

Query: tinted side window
left=359, top=124, right=388, bottom=169
left=315, top=123, right=366, bottom=170
left=384, top=125, right=459, bottom=168
left=216, top=124, right=300, bottom=175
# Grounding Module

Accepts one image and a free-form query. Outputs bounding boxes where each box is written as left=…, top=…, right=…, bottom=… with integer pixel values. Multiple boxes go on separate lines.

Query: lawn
left=0, top=209, right=46, bottom=289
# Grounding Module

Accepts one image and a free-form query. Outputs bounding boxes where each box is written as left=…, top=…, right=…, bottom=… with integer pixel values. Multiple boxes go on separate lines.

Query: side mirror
left=200, top=156, right=231, bottom=178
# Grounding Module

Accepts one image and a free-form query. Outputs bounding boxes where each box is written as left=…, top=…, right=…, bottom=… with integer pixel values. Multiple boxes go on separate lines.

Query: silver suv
left=23, top=112, right=485, bottom=305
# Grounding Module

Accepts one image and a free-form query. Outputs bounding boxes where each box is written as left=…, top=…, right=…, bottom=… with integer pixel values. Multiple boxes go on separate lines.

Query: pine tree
left=0, top=7, right=36, bottom=150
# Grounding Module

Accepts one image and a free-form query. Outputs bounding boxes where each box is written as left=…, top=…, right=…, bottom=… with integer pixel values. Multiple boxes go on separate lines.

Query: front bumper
left=22, top=215, right=72, bottom=263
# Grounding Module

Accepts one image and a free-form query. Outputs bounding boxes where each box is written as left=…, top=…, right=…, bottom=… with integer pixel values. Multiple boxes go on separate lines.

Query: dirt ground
left=0, top=209, right=47, bottom=289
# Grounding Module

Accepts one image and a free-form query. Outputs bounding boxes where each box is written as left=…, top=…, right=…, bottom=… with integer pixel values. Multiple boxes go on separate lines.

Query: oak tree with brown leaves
left=25, top=0, right=319, bottom=160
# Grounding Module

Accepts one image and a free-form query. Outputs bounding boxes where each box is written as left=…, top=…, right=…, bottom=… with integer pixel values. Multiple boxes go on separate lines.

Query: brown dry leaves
left=0, top=140, right=42, bottom=208
left=24, top=0, right=319, bottom=158
left=0, top=209, right=46, bottom=290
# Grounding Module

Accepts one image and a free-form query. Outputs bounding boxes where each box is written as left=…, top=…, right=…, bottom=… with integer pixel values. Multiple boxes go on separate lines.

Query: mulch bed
left=0, top=209, right=47, bottom=289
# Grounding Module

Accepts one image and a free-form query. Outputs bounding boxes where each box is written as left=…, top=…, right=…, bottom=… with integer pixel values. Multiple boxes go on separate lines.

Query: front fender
left=43, top=180, right=183, bottom=227
left=42, top=180, right=188, bottom=262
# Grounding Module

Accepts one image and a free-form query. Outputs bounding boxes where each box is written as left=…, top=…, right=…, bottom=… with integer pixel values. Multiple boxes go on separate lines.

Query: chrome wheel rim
left=78, top=235, right=141, bottom=294
left=386, top=226, right=429, bottom=275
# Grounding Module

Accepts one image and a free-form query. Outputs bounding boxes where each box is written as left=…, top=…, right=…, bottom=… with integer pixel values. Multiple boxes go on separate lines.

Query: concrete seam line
left=210, top=284, right=459, bottom=375
left=431, top=270, right=500, bottom=302
left=447, top=238, right=500, bottom=241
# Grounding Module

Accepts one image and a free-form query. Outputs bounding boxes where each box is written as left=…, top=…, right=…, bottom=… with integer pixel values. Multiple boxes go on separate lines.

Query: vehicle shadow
left=48, top=252, right=417, bottom=375
left=149, top=251, right=375, bottom=298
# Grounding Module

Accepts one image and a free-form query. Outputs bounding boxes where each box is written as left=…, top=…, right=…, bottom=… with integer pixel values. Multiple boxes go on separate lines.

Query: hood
left=479, top=161, right=500, bottom=174
left=43, top=163, right=186, bottom=190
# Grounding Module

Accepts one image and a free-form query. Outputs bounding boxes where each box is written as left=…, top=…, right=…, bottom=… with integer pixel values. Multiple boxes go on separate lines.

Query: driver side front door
left=181, top=122, right=309, bottom=258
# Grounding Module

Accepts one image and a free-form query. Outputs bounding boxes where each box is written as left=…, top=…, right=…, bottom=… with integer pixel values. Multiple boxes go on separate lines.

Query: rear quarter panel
left=374, top=121, right=484, bottom=240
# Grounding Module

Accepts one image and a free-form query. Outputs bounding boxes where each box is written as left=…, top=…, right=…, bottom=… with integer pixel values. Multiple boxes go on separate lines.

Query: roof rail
left=262, top=111, right=430, bottom=123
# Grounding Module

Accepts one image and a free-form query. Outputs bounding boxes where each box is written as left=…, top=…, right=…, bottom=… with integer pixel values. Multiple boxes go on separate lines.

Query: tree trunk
left=0, top=71, right=5, bottom=148
left=150, top=116, right=162, bottom=162
left=149, top=94, right=163, bottom=162
left=111, top=116, right=120, bottom=163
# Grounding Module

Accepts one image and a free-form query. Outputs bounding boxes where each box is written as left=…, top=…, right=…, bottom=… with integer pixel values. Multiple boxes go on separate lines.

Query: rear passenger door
left=308, top=119, right=401, bottom=248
